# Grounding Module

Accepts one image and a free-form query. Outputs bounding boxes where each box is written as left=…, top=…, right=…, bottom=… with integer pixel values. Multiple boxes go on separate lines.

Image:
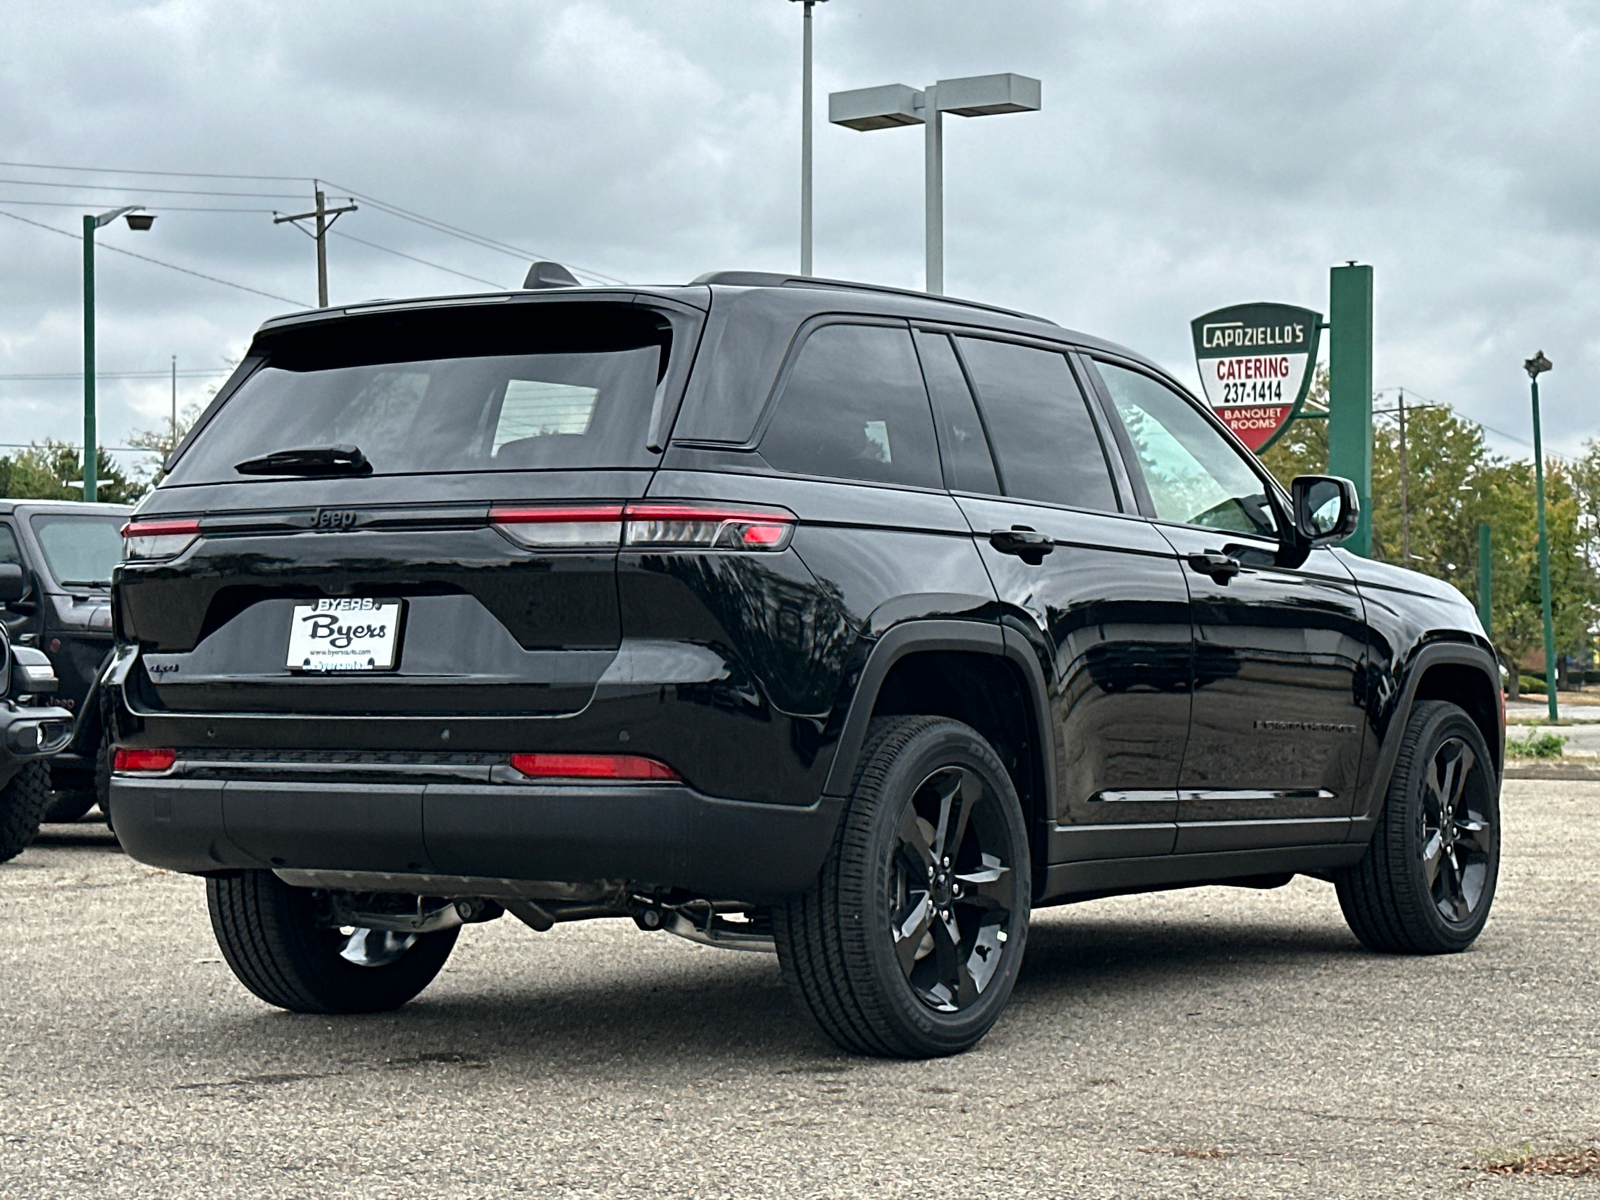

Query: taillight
left=114, top=747, right=177, bottom=773
left=121, top=518, right=201, bottom=561
left=489, top=505, right=624, bottom=549
left=509, top=753, right=679, bottom=781
left=623, top=504, right=796, bottom=552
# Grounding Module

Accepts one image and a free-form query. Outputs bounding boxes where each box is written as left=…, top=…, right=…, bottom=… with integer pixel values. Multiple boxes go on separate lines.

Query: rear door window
left=954, top=337, right=1119, bottom=512
left=758, top=323, right=942, bottom=489
left=165, top=304, right=672, bottom=482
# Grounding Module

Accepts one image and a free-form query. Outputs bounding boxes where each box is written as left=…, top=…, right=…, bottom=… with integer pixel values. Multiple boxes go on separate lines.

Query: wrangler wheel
left=207, top=870, right=458, bottom=1014
left=0, top=764, right=54, bottom=863
left=1336, top=700, right=1499, bottom=954
left=775, top=716, right=1031, bottom=1058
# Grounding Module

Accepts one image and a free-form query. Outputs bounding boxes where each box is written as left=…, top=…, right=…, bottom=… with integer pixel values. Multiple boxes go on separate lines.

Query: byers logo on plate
left=1190, top=302, right=1322, bottom=452
left=285, top=597, right=404, bottom=672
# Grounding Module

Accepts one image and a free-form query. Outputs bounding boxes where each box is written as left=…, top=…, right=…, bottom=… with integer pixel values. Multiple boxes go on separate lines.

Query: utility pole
left=170, top=355, right=178, bottom=450
left=1397, top=387, right=1410, bottom=563
left=273, top=182, right=357, bottom=308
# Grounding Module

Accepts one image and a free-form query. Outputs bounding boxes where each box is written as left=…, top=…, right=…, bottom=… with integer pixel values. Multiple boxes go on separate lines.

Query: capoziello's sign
left=1190, top=302, right=1322, bottom=452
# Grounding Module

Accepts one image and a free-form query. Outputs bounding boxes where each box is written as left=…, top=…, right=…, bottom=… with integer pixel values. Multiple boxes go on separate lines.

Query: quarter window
left=913, top=331, right=999, bottom=495
left=0, top=525, right=19, bottom=566
left=955, top=337, right=1118, bottom=512
left=759, top=324, right=942, bottom=489
left=1094, top=360, right=1277, bottom=537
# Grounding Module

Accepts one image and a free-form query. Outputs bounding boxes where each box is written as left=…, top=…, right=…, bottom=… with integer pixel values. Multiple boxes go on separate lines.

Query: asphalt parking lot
left=3, top=780, right=1598, bottom=1199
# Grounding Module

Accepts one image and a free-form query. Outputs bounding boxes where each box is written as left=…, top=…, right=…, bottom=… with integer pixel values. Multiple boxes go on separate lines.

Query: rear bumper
left=110, top=772, right=844, bottom=902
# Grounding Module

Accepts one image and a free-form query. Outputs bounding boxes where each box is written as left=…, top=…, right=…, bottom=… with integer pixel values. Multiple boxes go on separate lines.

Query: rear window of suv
left=165, top=303, right=672, bottom=482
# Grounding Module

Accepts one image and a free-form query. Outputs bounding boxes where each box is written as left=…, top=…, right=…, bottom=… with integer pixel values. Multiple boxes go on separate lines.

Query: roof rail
left=689, top=271, right=1055, bottom=325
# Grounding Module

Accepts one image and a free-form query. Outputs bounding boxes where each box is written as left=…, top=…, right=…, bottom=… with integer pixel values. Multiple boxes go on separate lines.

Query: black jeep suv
left=109, top=271, right=1503, bottom=1058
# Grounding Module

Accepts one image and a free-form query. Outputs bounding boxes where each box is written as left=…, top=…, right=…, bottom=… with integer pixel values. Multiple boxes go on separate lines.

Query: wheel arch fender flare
left=821, top=619, right=1057, bottom=822
left=1357, top=639, right=1502, bottom=829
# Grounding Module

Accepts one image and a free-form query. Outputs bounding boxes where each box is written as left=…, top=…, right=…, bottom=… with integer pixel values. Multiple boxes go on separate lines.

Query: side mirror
left=0, top=563, right=25, bottom=604
left=1291, top=475, right=1359, bottom=546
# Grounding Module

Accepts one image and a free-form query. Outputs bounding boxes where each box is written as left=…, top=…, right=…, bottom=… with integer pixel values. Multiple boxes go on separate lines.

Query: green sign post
left=1327, top=264, right=1374, bottom=557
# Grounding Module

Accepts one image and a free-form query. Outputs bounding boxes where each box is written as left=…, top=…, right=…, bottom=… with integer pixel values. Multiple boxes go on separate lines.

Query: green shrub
left=1519, top=674, right=1548, bottom=695
left=1506, top=730, right=1566, bottom=759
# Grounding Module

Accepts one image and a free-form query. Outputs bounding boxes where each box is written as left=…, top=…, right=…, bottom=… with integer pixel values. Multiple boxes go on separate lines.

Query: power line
left=327, top=228, right=508, bottom=290
left=0, top=208, right=309, bottom=307
left=0, top=159, right=310, bottom=182
left=0, top=177, right=314, bottom=200
left=0, top=197, right=280, bottom=213
left=325, top=181, right=629, bottom=286
left=0, top=369, right=230, bottom=381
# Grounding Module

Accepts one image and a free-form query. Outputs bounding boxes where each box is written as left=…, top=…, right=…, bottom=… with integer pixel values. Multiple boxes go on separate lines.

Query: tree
left=0, top=440, right=142, bottom=504
left=126, top=401, right=204, bottom=488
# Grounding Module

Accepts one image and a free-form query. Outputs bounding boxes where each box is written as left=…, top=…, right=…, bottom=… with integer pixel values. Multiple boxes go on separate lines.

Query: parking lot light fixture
left=1525, top=349, right=1557, bottom=721
left=829, top=72, right=1040, bottom=295
left=82, top=205, right=153, bottom=501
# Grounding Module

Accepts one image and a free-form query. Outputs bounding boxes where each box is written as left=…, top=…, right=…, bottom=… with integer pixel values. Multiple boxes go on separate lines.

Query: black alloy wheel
left=889, top=765, right=1018, bottom=1013
left=1418, top=733, right=1494, bottom=926
left=1336, top=700, right=1500, bottom=954
left=775, top=716, right=1031, bottom=1058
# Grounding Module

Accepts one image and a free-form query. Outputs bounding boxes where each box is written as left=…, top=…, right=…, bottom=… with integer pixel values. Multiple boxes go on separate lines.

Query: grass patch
left=1475, top=1145, right=1600, bottom=1176
left=1506, top=730, right=1568, bottom=759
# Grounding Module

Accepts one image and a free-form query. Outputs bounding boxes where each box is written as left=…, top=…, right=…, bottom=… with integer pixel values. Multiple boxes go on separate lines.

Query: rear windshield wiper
left=234, top=444, right=373, bottom=477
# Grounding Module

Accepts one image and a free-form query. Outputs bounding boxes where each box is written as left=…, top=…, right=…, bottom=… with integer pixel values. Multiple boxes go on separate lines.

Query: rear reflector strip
left=489, top=502, right=796, bottom=553
left=121, top=518, right=201, bottom=561
left=489, top=505, right=624, bottom=549
left=509, top=753, right=679, bottom=781
left=114, top=747, right=177, bottom=773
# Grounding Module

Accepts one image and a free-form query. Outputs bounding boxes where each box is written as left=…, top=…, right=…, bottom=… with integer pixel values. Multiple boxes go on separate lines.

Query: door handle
left=989, top=527, right=1055, bottom=565
left=1187, top=551, right=1241, bottom=583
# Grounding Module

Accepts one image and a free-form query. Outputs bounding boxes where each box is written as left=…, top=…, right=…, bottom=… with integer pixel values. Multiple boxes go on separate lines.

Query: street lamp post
left=790, top=0, right=827, bottom=276
left=829, top=73, right=1041, bottom=295
left=82, top=206, right=154, bottom=501
left=1525, top=350, right=1557, bottom=722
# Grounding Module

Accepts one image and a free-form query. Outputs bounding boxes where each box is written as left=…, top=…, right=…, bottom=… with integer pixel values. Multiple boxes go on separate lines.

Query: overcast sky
left=4, top=0, right=1597, bottom=480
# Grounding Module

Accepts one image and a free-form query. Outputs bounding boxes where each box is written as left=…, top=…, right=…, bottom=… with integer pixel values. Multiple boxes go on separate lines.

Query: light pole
left=829, top=73, right=1041, bottom=295
left=790, top=0, right=827, bottom=276
left=82, top=206, right=154, bottom=501
left=1525, top=350, right=1557, bottom=721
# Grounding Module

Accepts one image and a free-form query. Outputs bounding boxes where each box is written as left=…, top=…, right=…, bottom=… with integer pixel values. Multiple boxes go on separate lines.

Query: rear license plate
left=286, top=599, right=404, bottom=672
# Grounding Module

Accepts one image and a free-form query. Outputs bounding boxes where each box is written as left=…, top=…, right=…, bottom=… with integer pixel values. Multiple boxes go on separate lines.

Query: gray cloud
left=3, top=0, right=1597, bottom=477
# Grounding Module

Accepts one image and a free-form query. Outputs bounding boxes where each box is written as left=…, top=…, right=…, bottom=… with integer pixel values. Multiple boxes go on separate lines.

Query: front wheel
left=775, top=716, right=1032, bottom=1058
left=1336, top=700, right=1500, bottom=954
left=207, top=870, right=458, bottom=1013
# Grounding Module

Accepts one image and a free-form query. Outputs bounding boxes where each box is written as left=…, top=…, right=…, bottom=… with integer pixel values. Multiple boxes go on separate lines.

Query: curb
left=1503, top=763, right=1600, bottom=781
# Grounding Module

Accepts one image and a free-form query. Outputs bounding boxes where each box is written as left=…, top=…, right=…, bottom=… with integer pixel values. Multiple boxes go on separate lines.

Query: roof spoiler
left=523, top=261, right=581, bottom=289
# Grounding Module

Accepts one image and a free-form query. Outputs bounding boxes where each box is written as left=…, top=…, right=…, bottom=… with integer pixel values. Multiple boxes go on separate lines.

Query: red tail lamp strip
left=622, top=503, right=796, bottom=551
left=122, top=517, right=202, bottom=561
left=509, top=753, right=679, bottom=781
left=114, top=747, right=177, bottom=773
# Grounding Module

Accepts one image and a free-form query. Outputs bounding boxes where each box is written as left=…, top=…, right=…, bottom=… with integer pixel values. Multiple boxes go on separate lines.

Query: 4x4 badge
left=312, top=508, right=360, bottom=531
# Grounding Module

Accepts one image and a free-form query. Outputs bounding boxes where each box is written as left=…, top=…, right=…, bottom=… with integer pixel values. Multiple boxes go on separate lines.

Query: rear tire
left=41, top=788, right=96, bottom=825
left=1336, top=700, right=1499, bottom=954
left=207, top=870, right=458, bottom=1014
left=775, top=716, right=1032, bottom=1058
left=0, top=763, right=53, bottom=863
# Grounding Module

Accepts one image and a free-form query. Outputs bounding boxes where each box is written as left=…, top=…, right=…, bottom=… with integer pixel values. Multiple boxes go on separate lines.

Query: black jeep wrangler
left=109, top=272, right=1503, bottom=1058
left=0, top=500, right=132, bottom=822
left=0, top=563, right=78, bottom=862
